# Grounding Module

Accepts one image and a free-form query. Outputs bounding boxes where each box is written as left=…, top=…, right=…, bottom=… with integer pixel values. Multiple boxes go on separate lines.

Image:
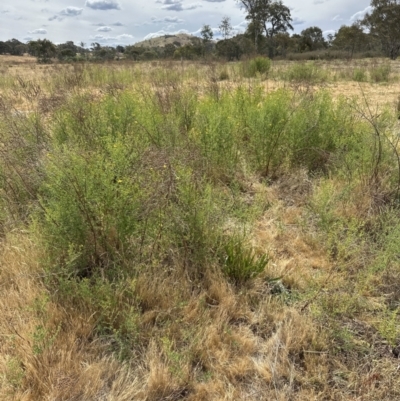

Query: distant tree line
left=0, top=0, right=398, bottom=63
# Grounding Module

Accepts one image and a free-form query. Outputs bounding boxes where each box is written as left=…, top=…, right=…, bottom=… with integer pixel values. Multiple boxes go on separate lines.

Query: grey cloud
left=93, top=21, right=124, bottom=26
left=157, top=0, right=201, bottom=11
left=202, top=0, right=226, bottom=2
left=60, top=7, right=83, bottom=16
left=163, top=4, right=184, bottom=11
left=292, top=17, right=305, bottom=25
left=48, top=6, right=83, bottom=22
left=156, top=0, right=179, bottom=3
left=30, top=28, right=47, bottom=34
left=86, top=0, right=121, bottom=10
left=60, top=7, right=83, bottom=17
left=97, top=26, right=112, bottom=31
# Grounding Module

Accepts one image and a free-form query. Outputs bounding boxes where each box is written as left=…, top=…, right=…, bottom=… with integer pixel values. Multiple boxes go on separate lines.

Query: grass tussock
left=1, top=57, right=400, bottom=400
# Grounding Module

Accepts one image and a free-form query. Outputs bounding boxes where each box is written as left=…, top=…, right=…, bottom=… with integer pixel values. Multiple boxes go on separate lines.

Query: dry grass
left=1, top=58, right=400, bottom=400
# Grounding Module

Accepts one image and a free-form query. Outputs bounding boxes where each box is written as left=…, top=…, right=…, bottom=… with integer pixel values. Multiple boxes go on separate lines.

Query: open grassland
left=1, top=56, right=400, bottom=400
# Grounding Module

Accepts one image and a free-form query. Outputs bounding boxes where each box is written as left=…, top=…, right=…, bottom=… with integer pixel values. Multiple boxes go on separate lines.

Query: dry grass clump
left=0, top=234, right=145, bottom=400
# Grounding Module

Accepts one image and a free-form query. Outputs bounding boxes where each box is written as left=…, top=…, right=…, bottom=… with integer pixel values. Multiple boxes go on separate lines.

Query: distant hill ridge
left=133, top=33, right=201, bottom=48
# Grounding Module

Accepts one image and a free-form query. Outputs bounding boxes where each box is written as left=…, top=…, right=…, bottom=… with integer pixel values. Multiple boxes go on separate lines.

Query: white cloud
left=151, top=16, right=184, bottom=24
left=86, top=0, right=121, bottom=10
left=29, top=28, right=47, bottom=34
left=323, top=29, right=335, bottom=37
left=350, top=6, right=372, bottom=21
left=143, top=29, right=189, bottom=40
left=90, top=33, right=134, bottom=44
left=97, top=26, right=112, bottom=32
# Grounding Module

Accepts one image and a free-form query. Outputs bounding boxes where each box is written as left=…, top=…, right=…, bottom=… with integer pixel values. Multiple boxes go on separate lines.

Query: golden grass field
left=0, top=55, right=400, bottom=400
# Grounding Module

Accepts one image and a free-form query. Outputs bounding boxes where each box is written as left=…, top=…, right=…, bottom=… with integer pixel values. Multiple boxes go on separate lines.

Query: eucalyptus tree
left=300, top=26, right=327, bottom=51
left=200, top=24, right=214, bottom=56
left=237, top=0, right=293, bottom=56
left=362, top=0, right=400, bottom=59
left=28, top=39, right=56, bottom=63
left=333, top=24, right=370, bottom=58
left=219, top=16, right=233, bottom=41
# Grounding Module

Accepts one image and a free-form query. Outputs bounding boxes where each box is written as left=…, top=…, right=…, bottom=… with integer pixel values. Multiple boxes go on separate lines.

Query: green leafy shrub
left=369, top=64, right=391, bottom=83
left=285, top=62, right=329, bottom=84
left=353, top=68, right=367, bottom=82
left=219, top=67, right=229, bottom=81
left=242, top=57, right=271, bottom=78
left=222, top=236, right=269, bottom=284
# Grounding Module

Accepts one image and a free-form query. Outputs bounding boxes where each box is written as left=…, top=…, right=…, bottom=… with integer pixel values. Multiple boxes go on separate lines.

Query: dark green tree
left=6, top=39, right=28, bottom=55
left=200, top=24, right=214, bottom=56
left=216, top=34, right=255, bottom=60
left=0, top=41, right=11, bottom=55
left=244, top=19, right=265, bottom=51
left=57, top=41, right=78, bottom=61
left=125, top=45, right=144, bottom=60
left=238, top=0, right=293, bottom=56
left=362, top=0, right=400, bottom=59
left=273, top=32, right=292, bottom=56
left=28, top=39, right=56, bottom=63
left=90, top=43, right=116, bottom=61
left=333, top=24, right=371, bottom=58
left=300, top=26, right=327, bottom=51
left=163, top=43, right=176, bottom=58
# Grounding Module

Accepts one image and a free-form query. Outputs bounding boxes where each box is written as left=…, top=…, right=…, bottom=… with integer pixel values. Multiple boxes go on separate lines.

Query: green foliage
left=0, top=111, right=48, bottom=227
left=243, top=56, right=272, bottom=77
left=4, top=358, right=25, bottom=389
left=376, top=307, right=400, bottom=347
left=369, top=63, right=391, bottom=82
left=362, top=0, right=400, bottom=60
left=222, top=236, right=269, bottom=284
left=28, top=39, right=57, bottom=63
left=353, top=68, right=367, bottom=82
left=2, top=62, right=400, bottom=372
left=285, top=61, right=329, bottom=83
left=219, top=67, right=230, bottom=80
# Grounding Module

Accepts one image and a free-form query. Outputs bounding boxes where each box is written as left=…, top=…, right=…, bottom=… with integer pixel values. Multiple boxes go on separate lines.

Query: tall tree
left=200, top=24, right=214, bottom=43
left=300, top=26, right=327, bottom=51
left=28, top=39, right=56, bottom=63
left=237, top=0, right=293, bottom=56
left=200, top=24, right=214, bottom=56
left=219, top=16, right=233, bottom=41
left=333, top=24, right=370, bottom=58
left=361, top=0, right=400, bottom=59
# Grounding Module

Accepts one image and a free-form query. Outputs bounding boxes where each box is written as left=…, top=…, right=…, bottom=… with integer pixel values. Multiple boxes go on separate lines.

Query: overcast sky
left=0, top=0, right=372, bottom=46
